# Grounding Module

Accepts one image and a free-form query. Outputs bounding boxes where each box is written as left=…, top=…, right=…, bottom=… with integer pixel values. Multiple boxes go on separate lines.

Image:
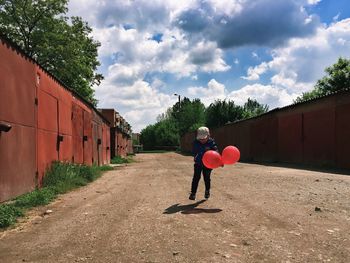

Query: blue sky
left=68, top=0, right=350, bottom=132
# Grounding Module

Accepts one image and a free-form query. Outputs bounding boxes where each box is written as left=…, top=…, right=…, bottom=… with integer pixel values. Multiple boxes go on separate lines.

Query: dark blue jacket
left=192, top=138, right=218, bottom=165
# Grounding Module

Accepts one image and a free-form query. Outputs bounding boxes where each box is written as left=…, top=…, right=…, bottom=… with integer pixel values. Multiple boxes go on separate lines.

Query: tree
left=171, top=98, right=206, bottom=136
left=0, top=0, right=102, bottom=105
left=140, top=119, right=179, bottom=150
left=154, top=119, right=179, bottom=146
left=294, top=57, right=350, bottom=103
left=242, top=98, right=269, bottom=119
left=205, top=100, right=244, bottom=128
left=294, top=88, right=323, bottom=103
left=140, top=124, right=157, bottom=150
left=140, top=97, right=206, bottom=149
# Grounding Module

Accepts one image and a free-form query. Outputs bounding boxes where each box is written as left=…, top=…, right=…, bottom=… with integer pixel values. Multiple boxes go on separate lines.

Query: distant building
left=132, top=133, right=142, bottom=153
left=99, top=109, right=132, bottom=157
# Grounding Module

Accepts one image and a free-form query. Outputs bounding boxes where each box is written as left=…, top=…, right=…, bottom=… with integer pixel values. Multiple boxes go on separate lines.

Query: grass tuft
left=110, top=156, right=133, bottom=164
left=0, top=205, right=23, bottom=228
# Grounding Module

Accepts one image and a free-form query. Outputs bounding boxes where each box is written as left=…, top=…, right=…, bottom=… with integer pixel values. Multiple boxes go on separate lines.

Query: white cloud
left=188, top=41, right=230, bottom=72
left=242, top=18, right=350, bottom=93
left=95, top=79, right=175, bottom=132
left=307, top=0, right=321, bottom=5
left=227, top=84, right=296, bottom=109
left=242, top=62, right=269, bottom=81
left=333, top=13, right=341, bottom=22
left=186, top=80, right=298, bottom=109
left=206, top=0, right=244, bottom=17
left=66, top=1, right=350, bottom=132
left=187, top=79, right=227, bottom=106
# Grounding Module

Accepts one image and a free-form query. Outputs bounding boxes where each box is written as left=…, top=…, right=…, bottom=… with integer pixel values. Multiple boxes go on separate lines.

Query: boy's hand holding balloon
left=202, top=146, right=240, bottom=169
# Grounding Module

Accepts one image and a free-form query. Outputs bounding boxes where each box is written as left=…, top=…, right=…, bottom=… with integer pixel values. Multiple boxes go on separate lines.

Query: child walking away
left=189, top=127, right=219, bottom=200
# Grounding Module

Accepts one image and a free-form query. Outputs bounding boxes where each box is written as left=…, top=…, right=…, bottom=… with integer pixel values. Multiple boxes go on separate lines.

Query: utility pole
left=174, top=93, right=181, bottom=111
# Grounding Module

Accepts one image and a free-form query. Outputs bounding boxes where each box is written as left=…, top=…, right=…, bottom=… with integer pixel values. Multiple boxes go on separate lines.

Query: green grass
left=110, top=155, right=134, bottom=164
left=0, top=205, right=23, bottom=228
left=0, top=162, right=113, bottom=229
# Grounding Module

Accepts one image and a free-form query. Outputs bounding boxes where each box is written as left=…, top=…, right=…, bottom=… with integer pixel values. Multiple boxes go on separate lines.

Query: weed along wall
left=180, top=90, right=350, bottom=170
left=0, top=36, right=131, bottom=202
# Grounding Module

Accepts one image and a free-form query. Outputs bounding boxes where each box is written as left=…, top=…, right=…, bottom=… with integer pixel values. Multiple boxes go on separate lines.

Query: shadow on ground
left=163, top=200, right=222, bottom=215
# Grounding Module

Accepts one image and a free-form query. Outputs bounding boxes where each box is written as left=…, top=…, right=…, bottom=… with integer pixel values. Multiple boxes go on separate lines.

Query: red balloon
left=222, top=146, right=240, bottom=165
left=202, top=150, right=222, bottom=169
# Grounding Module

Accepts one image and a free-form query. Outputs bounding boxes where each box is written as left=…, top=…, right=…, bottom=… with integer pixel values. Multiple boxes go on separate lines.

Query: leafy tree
left=154, top=119, right=179, bottom=146
left=141, top=97, right=270, bottom=148
left=141, top=97, right=206, bottom=149
left=294, top=57, right=350, bottom=103
left=205, top=99, right=244, bottom=128
left=0, top=0, right=102, bottom=105
left=294, top=88, right=323, bottom=103
left=140, top=124, right=157, bottom=150
left=140, top=119, right=179, bottom=150
left=171, top=98, right=206, bottom=136
left=242, top=98, right=269, bottom=119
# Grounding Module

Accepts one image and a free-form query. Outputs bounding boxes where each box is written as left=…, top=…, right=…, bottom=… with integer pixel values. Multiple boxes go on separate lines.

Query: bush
left=0, top=205, right=23, bottom=228
left=14, top=188, right=56, bottom=208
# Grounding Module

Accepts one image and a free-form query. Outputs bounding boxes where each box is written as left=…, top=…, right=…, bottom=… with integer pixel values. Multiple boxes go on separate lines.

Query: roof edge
left=0, top=34, right=110, bottom=125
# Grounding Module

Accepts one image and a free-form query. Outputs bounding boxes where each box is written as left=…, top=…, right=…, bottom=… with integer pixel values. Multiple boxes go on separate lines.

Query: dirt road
left=1, top=153, right=350, bottom=262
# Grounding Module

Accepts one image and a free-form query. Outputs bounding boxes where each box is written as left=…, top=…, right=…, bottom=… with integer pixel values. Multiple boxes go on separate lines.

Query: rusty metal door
left=335, top=104, right=350, bottom=169
left=58, top=89, right=73, bottom=162
left=72, top=103, right=84, bottom=164
left=92, top=122, right=98, bottom=165
left=83, top=110, right=93, bottom=165
left=37, top=88, right=59, bottom=184
left=251, top=116, right=278, bottom=162
left=278, top=114, right=303, bottom=163
left=303, top=109, right=335, bottom=166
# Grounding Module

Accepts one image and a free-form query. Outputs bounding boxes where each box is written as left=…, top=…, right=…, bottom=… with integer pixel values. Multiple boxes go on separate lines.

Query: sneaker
left=189, top=192, right=196, bottom=200
left=205, top=190, right=210, bottom=199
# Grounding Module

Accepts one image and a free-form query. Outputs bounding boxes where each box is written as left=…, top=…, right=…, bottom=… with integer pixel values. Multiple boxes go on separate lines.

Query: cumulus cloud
left=187, top=79, right=227, bottom=106
left=242, top=62, right=269, bottom=81
left=91, top=24, right=229, bottom=78
left=187, top=80, right=297, bottom=109
left=242, top=18, right=350, bottom=93
left=66, top=0, right=350, bottom=132
left=306, top=0, right=321, bottom=5
left=227, top=84, right=297, bottom=108
left=175, top=0, right=320, bottom=48
left=188, top=41, right=230, bottom=72
left=95, top=78, right=175, bottom=132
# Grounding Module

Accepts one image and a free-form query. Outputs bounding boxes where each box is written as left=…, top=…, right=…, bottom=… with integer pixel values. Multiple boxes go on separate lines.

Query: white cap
left=196, top=127, right=210, bottom=140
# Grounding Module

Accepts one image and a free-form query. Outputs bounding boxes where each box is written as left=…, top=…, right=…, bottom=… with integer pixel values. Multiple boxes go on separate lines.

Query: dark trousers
left=191, top=163, right=212, bottom=193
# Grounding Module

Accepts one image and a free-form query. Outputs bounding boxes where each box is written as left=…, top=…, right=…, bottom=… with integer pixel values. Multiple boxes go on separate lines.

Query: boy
left=189, top=126, right=219, bottom=200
